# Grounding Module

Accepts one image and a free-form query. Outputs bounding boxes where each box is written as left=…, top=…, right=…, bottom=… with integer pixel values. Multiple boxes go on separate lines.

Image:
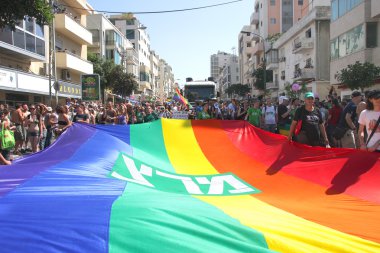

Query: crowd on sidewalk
left=0, top=90, right=379, bottom=166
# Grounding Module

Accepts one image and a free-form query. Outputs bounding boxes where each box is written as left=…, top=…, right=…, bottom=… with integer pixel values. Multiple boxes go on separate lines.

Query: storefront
left=0, top=66, right=81, bottom=107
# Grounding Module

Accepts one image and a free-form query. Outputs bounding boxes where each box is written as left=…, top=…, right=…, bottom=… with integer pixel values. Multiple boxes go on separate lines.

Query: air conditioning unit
left=62, top=69, right=71, bottom=81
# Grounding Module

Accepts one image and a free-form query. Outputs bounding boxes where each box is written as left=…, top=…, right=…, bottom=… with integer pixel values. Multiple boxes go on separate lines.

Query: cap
left=367, top=90, right=380, bottom=99
left=351, top=91, right=362, bottom=98
left=46, top=107, right=53, bottom=112
left=304, top=92, right=314, bottom=99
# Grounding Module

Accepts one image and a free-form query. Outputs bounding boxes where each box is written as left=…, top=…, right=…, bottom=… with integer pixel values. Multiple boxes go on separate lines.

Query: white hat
left=279, top=96, right=288, bottom=104
left=47, top=106, right=53, bottom=112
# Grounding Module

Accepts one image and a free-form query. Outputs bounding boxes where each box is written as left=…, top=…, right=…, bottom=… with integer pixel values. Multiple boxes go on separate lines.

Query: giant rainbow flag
left=0, top=119, right=379, bottom=252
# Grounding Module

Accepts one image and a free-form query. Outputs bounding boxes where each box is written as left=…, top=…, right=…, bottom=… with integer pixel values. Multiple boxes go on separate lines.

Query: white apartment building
left=210, top=51, right=238, bottom=98
left=330, top=0, right=380, bottom=97
left=158, top=59, right=174, bottom=101
left=270, top=4, right=331, bottom=99
left=150, top=50, right=160, bottom=100
left=0, top=0, right=93, bottom=106
left=220, top=55, right=240, bottom=99
left=109, top=14, right=152, bottom=96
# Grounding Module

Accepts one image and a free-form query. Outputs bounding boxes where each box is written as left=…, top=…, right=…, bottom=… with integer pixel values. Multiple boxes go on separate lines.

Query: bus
left=183, top=80, right=217, bottom=104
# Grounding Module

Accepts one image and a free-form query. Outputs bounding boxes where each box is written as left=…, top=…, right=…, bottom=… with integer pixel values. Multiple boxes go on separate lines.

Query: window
left=126, top=19, right=135, bottom=25
left=305, top=58, right=313, bottom=68
left=36, top=38, right=45, bottom=56
left=270, top=18, right=276, bottom=24
left=25, top=17, right=34, bottom=34
left=126, top=29, right=135, bottom=40
left=366, top=23, right=377, bottom=48
left=298, top=0, right=303, bottom=5
left=26, top=33, right=35, bottom=52
left=35, top=24, right=44, bottom=37
left=247, top=42, right=251, bottom=47
left=0, top=27, right=12, bottom=44
left=270, top=0, right=275, bottom=5
left=305, top=28, right=312, bottom=38
left=331, top=0, right=338, bottom=21
left=330, top=38, right=339, bottom=60
left=14, top=29, right=25, bottom=49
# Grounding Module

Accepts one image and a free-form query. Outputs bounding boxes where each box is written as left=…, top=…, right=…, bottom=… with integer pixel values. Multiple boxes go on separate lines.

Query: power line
left=61, top=0, right=243, bottom=14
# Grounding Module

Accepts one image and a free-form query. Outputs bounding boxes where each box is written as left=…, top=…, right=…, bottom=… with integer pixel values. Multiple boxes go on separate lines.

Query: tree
left=0, top=0, right=54, bottom=30
left=336, top=61, right=380, bottom=91
left=225, top=84, right=251, bottom=97
left=88, top=53, right=116, bottom=100
left=252, top=67, right=266, bottom=91
left=109, top=65, right=138, bottom=99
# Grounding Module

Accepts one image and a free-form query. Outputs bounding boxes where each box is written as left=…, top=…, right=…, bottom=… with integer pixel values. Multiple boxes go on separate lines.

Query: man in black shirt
left=336, top=91, right=362, bottom=148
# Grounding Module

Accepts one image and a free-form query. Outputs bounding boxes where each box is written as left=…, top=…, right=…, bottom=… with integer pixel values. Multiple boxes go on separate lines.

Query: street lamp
left=240, top=31, right=266, bottom=93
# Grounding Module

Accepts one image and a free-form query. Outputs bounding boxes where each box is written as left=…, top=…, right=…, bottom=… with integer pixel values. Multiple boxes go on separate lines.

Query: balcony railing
left=293, top=68, right=315, bottom=80
left=293, top=38, right=314, bottom=53
left=56, top=50, right=93, bottom=74
left=266, top=80, right=278, bottom=89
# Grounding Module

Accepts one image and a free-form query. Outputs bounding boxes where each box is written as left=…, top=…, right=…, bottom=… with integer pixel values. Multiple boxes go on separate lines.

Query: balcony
left=250, top=12, right=259, bottom=25
left=266, top=81, right=278, bottom=90
left=253, top=41, right=264, bottom=55
left=56, top=50, right=93, bottom=74
left=55, top=13, right=92, bottom=45
left=293, top=68, right=315, bottom=81
left=293, top=38, right=314, bottom=54
left=266, top=61, right=279, bottom=70
left=139, top=81, right=152, bottom=91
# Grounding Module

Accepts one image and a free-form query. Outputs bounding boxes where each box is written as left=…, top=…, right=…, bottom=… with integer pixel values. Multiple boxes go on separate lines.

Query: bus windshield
left=184, top=85, right=215, bottom=102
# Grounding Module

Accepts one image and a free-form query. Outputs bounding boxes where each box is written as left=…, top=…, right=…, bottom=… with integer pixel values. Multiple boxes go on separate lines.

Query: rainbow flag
left=173, top=88, right=191, bottom=108
left=0, top=120, right=379, bottom=252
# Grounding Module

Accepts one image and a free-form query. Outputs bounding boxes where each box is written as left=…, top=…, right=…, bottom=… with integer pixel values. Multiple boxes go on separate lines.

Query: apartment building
left=330, top=0, right=380, bottom=97
left=240, top=0, right=309, bottom=97
left=270, top=4, right=331, bottom=99
left=109, top=14, right=153, bottom=96
left=150, top=51, right=160, bottom=100
left=210, top=51, right=237, bottom=97
left=54, top=0, right=94, bottom=101
left=0, top=0, right=93, bottom=106
left=158, top=59, right=175, bottom=101
left=220, top=55, right=240, bottom=99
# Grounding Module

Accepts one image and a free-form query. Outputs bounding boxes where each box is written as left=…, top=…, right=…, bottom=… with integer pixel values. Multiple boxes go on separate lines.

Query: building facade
left=330, top=0, right=380, bottom=97
left=0, top=0, right=94, bottom=106
left=271, top=4, right=331, bottom=99
left=110, top=14, right=153, bottom=96
left=240, top=0, right=310, bottom=97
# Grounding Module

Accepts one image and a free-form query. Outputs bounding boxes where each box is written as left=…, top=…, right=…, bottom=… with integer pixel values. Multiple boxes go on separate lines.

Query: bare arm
left=287, top=120, right=297, bottom=141
left=345, top=113, right=356, bottom=129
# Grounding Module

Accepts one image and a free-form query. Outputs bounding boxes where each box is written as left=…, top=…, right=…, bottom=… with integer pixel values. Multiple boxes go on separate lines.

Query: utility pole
left=48, top=0, right=58, bottom=106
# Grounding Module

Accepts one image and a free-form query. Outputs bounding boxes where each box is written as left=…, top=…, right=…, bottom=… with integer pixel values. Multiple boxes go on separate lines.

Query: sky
left=88, top=0, right=254, bottom=85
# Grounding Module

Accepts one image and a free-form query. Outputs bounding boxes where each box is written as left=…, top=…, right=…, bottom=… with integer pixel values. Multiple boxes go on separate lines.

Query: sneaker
left=20, top=149, right=26, bottom=154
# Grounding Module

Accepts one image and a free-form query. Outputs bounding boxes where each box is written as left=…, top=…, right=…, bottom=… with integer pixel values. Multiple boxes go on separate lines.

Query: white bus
left=183, top=80, right=217, bottom=104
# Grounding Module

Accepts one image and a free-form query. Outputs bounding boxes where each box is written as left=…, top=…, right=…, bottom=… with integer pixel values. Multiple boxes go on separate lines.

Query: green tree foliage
left=0, top=0, right=54, bottom=29
left=225, top=84, right=251, bottom=97
left=109, top=65, right=138, bottom=99
left=252, top=67, right=266, bottom=91
left=336, top=61, right=380, bottom=91
left=88, top=53, right=116, bottom=95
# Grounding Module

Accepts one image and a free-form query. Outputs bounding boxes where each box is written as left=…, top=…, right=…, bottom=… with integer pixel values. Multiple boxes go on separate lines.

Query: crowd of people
left=0, top=90, right=379, bottom=165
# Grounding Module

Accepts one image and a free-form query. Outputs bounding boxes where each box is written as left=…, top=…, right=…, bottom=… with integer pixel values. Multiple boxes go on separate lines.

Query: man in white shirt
left=262, top=98, right=278, bottom=133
